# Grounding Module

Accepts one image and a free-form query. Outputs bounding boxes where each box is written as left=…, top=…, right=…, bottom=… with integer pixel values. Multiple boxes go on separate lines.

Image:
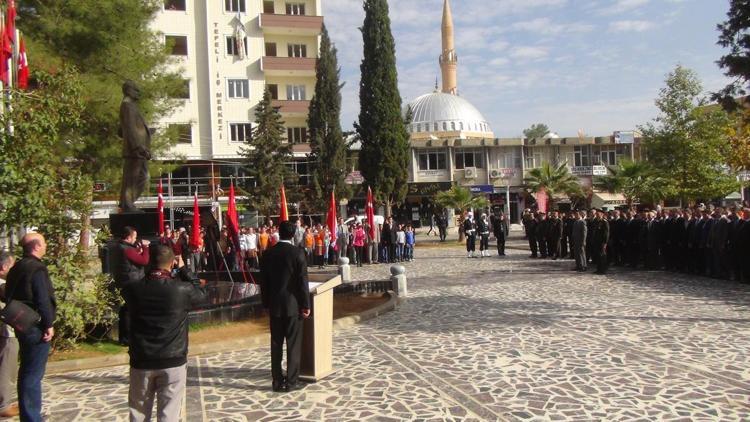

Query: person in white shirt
left=395, top=225, right=406, bottom=262
left=0, top=251, right=18, bottom=418
left=247, top=228, right=258, bottom=269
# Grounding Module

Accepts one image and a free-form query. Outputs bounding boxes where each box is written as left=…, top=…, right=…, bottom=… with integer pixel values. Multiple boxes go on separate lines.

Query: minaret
left=439, top=0, right=458, bottom=95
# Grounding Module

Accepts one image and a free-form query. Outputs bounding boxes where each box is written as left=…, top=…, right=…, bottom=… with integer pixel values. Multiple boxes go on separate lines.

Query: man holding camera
left=124, top=245, right=207, bottom=422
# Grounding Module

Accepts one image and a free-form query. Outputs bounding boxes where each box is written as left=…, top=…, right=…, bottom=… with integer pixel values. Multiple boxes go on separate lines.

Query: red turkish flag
left=157, top=179, right=165, bottom=235
left=226, top=182, right=241, bottom=251
left=279, top=185, right=289, bottom=222
left=189, top=192, right=201, bottom=249
left=366, top=186, right=375, bottom=240
left=327, top=190, right=337, bottom=247
left=17, top=36, right=27, bottom=89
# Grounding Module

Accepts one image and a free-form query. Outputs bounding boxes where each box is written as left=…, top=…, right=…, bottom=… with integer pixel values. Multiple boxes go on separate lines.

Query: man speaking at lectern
left=260, top=221, right=311, bottom=392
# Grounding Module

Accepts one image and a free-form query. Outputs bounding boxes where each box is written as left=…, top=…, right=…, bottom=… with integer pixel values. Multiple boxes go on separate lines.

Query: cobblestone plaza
left=42, top=239, right=750, bottom=421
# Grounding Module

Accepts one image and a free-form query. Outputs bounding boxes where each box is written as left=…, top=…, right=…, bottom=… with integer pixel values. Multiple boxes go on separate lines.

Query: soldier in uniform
left=464, top=212, right=477, bottom=258
left=527, top=213, right=539, bottom=258
left=562, top=211, right=574, bottom=259
left=546, top=211, right=563, bottom=260
left=535, top=213, right=549, bottom=259
left=491, top=211, right=509, bottom=256
left=571, top=211, right=588, bottom=271
left=591, top=209, right=610, bottom=274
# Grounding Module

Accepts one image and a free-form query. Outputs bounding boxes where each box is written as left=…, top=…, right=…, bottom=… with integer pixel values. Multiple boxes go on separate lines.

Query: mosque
left=402, top=0, right=637, bottom=223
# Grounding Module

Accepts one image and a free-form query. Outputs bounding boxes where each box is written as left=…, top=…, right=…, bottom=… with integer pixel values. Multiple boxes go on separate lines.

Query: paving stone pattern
left=40, top=238, right=750, bottom=421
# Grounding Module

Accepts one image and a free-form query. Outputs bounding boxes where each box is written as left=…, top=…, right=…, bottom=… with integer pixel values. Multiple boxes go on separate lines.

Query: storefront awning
left=591, top=192, right=627, bottom=209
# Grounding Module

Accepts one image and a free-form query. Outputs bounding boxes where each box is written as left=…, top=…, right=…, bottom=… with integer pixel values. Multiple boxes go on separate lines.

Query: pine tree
left=240, top=88, right=293, bottom=218
left=308, top=25, right=349, bottom=210
left=355, top=0, right=410, bottom=217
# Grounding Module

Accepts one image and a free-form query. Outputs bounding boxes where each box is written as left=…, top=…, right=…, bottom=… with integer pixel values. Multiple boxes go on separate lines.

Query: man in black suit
left=591, top=209, right=610, bottom=274
left=260, top=221, right=311, bottom=392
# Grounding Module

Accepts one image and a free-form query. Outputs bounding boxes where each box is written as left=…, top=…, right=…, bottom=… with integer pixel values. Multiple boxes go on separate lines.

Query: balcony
left=259, top=14, right=323, bottom=36
left=271, top=100, right=310, bottom=116
left=261, top=56, right=316, bottom=77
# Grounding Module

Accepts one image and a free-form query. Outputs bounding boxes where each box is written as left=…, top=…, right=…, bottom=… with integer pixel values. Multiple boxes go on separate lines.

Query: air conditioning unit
left=464, top=167, right=477, bottom=179
left=490, top=169, right=502, bottom=179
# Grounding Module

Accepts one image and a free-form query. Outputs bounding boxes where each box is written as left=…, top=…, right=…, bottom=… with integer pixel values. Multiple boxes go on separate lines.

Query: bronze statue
left=119, top=81, right=152, bottom=213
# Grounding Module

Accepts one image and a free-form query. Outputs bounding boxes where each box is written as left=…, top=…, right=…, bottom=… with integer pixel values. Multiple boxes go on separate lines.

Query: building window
left=599, top=146, right=617, bottom=166
left=287, top=44, right=307, bottom=58
left=265, top=42, right=277, bottom=57
left=263, top=1, right=275, bottom=13
left=227, top=79, right=249, bottom=98
left=433, top=123, right=438, bottom=132
left=286, top=161, right=312, bottom=185
left=455, top=149, right=484, bottom=169
left=287, top=127, right=307, bottom=144
left=523, top=147, right=543, bottom=168
left=169, top=79, right=190, bottom=99
left=224, top=0, right=246, bottom=13
left=498, top=149, right=522, bottom=169
left=164, top=0, right=186, bottom=11
left=417, top=150, right=447, bottom=171
left=442, top=122, right=447, bottom=131
left=165, top=35, right=188, bottom=56
left=459, top=122, right=464, bottom=130
left=451, top=122, right=456, bottom=131
left=170, top=124, right=192, bottom=144
left=572, top=145, right=591, bottom=167
left=230, top=123, right=253, bottom=142
left=286, top=3, right=305, bottom=15
left=267, top=84, right=279, bottom=100
left=226, top=36, right=248, bottom=56
left=416, top=124, right=421, bottom=132
left=286, top=85, right=306, bottom=100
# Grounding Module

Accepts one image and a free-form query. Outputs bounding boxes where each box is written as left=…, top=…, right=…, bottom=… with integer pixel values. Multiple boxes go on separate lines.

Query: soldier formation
left=522, top=205, right=750, bottom=281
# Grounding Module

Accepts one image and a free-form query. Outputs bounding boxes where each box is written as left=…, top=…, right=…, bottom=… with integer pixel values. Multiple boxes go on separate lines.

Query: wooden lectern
left=300, top=273, right=342, bottom=382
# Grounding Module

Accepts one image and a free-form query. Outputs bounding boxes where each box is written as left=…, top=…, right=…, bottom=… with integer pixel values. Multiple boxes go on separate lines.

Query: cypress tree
left=240, top=89, right=294, bottom=218
left=356, top=0, right=410, bottom=217
left=308, top=25, right=349, bottom=210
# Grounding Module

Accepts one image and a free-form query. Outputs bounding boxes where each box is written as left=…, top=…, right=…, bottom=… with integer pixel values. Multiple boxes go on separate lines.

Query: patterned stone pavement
left=39, top=237, right=750, bottom=421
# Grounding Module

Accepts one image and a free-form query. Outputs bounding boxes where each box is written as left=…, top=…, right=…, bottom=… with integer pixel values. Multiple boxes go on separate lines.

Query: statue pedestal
left=109, top=212, right=160, bottom=238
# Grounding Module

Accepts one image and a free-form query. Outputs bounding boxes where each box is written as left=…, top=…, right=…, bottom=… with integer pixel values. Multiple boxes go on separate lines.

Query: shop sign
left=344, top=171, right=364, bottom=185
left=614, top=131, right=635, bottom=144
left=469, top=185, right=494, bottom=194
left=592, top=165, right=608, bottom=176
left=407, top=182, right=452, bottom=196
left=569, top=166, right=593, bottom=176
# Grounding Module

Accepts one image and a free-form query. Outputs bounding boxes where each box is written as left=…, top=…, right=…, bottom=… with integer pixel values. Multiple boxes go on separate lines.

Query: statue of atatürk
left=119, top=80, right=152, bottom=213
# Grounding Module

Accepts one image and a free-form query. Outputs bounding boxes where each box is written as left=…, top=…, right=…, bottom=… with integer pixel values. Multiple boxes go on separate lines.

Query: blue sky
left=323, top=0, right=732, bottom=137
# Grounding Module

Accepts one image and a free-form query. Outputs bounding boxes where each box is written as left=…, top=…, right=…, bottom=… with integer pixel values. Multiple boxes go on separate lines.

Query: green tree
left=523, top=123, right=550, bottom=139
left=523, top=161, right=583, bottom=209
left=308, top=25, right=349, bottom=210
left=434, top=186, right=489, bottom=242
left=714, top=0, right=750, bottom=112
left=240, top=89, right=293, bottom=218
left=355, top=0, right=410, bottom=217
left=594, top=160, right=674, bottom=208
left=0, top=68, right=118, bottom=349
left=19, top=0, right=184, bottom=245
left=640, top=65, right=737, bottom=205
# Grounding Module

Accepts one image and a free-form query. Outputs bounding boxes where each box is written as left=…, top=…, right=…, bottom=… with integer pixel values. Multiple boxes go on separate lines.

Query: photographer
left=124, top=245, right=207, bottom=422
left=112, top=226, right=150, bottom=346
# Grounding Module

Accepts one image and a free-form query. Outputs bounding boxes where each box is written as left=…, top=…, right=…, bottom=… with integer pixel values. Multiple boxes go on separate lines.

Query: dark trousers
left=496, top=234, right=506, bottom=255
left=119, top=302, right=130, bottom=345
left=270, top=316, right=303, bottom=385
left=547, top=237, right=560, bottom=258
left=538, top=238, right=548, bottom=258
left=528, top=236, right=538, bottom=257
left=560, top=236, right=569, bottom=258
left=438, top=226, right=447, bottom=241
left=355, top=246, right=364, bottom=267
left=466, top=234, right=476, bottom=252
left=479, top=234, right=489, bottom=251
left=17, top=326, right=50, bottom=422
left=594, top=246, right=608, bottom=274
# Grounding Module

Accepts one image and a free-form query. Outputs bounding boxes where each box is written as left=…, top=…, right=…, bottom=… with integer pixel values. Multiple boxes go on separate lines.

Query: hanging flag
left=157, top=179, right=165, bottom=236
left=279, top=185, right=289, bottom=222
left=535, top=188, right=548, bottom=214
left=366, top=186, right=376, bottom=240
left=189, top=191, right=201, bottom=249
left=226, top=182, right=241, bottom=251
left=3, top=0, right=15, bottom=83
left=234, top=11, right=246, bottom=59
left=327, top=190, right=337, bottom=247
left=17, top=36, right=27, bottom=89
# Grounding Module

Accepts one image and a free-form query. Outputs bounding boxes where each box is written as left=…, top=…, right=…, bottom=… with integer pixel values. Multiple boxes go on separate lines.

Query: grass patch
left=51, top=341, right=126, bottom=362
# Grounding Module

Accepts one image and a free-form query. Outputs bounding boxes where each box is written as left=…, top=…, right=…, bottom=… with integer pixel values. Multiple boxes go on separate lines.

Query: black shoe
left=272, top=379, right=286, bottom=392
left=285, top=381, right=305, bottom=392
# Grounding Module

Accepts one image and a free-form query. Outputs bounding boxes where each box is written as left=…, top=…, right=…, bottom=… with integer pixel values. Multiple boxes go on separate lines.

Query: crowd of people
left=155, top=215, right=420, bottom=274
left=461, top=211, right=510, bottom=258
left=521, top=205, right=750, bottom=280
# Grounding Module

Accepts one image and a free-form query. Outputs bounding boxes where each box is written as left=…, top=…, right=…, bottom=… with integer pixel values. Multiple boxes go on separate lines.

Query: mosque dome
left=405, top=91, right=494, bottom=137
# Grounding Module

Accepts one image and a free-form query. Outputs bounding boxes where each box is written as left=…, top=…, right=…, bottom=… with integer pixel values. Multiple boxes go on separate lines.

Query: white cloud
left=510, top=17, right=595, bottom=35
left=599, top=0, right=650, bottom=15
left=609, top=20, right=656, bottom=32
left=509, top=46, right=549, bottom=60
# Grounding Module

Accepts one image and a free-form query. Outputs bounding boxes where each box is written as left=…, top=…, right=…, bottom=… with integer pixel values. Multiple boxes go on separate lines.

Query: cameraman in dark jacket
left=123, top=245, right=206, bottom=422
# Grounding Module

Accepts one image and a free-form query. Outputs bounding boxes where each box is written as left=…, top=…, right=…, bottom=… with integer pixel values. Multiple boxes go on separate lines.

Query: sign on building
left=592, top=165, right=608, bottom=176
left=614, top=131, right=635, bottom=144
